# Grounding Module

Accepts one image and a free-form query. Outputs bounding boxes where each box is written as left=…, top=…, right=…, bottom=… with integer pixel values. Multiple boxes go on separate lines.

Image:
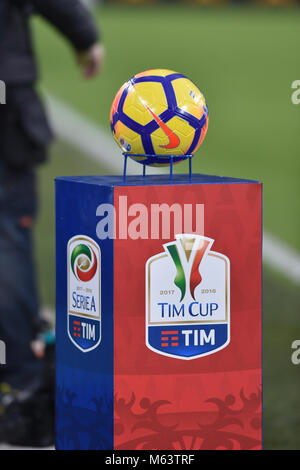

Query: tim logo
left=146, top=234, right=230, bottom=360
left=67, top=235, right=101, bottom=352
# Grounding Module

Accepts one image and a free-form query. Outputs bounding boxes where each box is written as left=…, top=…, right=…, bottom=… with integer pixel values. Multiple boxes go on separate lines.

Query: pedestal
left=55, top=174, right=262, bottom=450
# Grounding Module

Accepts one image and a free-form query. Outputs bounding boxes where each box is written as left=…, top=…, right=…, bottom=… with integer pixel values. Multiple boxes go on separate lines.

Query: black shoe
left=0, top=382, right=54, bottom=447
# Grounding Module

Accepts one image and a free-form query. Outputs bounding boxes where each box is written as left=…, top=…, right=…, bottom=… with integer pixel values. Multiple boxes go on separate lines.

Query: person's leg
left=0, top=167, right=43, bottom=389
left=0, top=86, right=54, bottom=445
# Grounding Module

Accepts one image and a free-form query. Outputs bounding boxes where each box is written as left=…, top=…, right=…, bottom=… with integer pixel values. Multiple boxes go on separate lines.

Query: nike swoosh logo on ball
left=145, top=105, right=180, bottom=149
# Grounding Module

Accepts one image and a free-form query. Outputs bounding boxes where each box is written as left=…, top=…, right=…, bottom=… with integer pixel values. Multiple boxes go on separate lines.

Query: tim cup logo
left=166, top=236, right=211, bottom=302
left=67, top=236, right=101, bottom=353
left=146, top=234, right=230, bottom=360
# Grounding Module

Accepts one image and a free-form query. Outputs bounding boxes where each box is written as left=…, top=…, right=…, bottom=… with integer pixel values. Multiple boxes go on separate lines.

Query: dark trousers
left=0, top=85, right=52, bottom=389
left=0, top=196, right=43, bottom=388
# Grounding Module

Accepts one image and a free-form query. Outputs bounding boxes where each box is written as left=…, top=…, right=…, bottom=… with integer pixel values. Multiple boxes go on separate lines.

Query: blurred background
left=31, top=0, right=299, bottom=449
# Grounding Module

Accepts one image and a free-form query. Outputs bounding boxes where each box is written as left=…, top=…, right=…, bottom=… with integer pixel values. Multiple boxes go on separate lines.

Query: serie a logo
left=146, top=234, right=230, bottom=360
left=67, top=235, right=101, bottom=352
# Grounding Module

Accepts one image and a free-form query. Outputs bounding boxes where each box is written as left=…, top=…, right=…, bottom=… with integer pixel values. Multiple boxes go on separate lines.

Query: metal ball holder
left=122, top=152, right=194, bottom=183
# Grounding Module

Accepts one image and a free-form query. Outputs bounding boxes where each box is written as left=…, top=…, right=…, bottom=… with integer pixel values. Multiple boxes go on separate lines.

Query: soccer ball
left=110, top=69, right=209, bottom=167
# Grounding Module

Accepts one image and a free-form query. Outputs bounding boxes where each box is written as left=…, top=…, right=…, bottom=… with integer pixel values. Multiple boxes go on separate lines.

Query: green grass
left=34, top=140, right=110, bottom=307
left=263, top=266, right=300, bottom=449
left=32, top=4, right=300, bottom=250
left=29, top=5, right=300, bottom=450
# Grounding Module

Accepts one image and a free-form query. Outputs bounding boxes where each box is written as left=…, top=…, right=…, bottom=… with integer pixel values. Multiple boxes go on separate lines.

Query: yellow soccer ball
left=110, top=69, right=209, bottom=167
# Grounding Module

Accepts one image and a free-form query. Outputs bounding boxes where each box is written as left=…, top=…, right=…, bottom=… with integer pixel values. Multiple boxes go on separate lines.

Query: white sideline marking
left=44, top=92, right=160, bottom=175
left=263, top=232, right=300, bottom=284
left=44, top=92, right=300, bottom=284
